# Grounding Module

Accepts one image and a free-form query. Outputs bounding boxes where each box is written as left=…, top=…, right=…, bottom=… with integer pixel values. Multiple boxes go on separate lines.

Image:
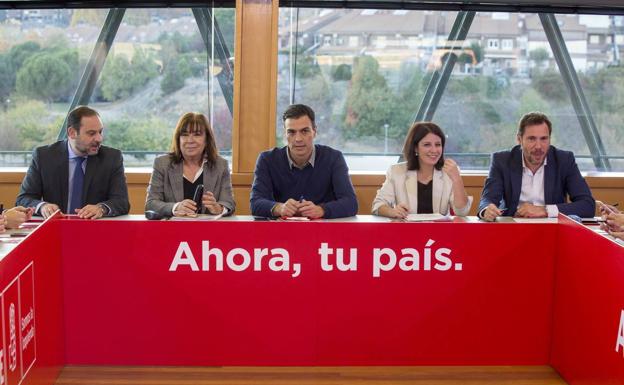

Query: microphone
left=192, top=184, right=204, bottom=214
left=145, top=210, right=164, bottom=220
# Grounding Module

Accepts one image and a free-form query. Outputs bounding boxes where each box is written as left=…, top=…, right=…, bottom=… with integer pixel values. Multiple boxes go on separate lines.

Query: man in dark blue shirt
left=250, top=104, right=358, bottom=219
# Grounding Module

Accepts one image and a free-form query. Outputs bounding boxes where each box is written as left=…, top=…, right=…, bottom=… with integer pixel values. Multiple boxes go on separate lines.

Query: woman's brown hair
left=169, top=112, right=218, bottom=166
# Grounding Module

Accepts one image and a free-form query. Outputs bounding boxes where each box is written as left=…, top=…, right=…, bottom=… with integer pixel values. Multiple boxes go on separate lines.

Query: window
left=589, top=34, right=600, bottom=44
left=565, top=14, right=624, bottom=171
left=0, top=7, right=235, bottom=167
left=277, top=8, right=624, bottom=172
left=0, top=9, right=105, bottom=167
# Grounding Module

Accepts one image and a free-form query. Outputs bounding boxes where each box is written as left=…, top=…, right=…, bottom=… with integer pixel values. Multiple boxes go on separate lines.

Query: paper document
left=169, top=213, right=224, bottom=221
left=405, top=213, right=450, bottom=222
left=281, top=216, right=310, bottom=221
left=511, top=217, right=558, bottom=223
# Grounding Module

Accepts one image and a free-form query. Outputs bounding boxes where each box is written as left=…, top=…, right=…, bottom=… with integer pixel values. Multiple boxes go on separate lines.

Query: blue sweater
left=250, top=145, right=358, bottom=219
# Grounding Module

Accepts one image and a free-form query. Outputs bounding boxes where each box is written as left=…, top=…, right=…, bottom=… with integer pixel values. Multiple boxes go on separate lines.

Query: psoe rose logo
left=8, top=303, right=17, bottom=371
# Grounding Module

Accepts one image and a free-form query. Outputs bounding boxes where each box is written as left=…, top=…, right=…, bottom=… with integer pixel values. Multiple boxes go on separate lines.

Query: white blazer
left=372, top=162, right=472, bottom=216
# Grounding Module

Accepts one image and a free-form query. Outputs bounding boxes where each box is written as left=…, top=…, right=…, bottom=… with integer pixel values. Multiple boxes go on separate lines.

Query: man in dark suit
left=16, top=105, right=130, bottom=219
left=478, top=112, right=594, bottom=221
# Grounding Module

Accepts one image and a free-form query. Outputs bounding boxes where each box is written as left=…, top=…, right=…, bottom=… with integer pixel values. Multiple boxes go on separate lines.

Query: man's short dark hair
left=518, top=112, right=552, bottom=137
left=67, top=105, right=100, bottom=134
left=282, top=104, right=315, bottom=127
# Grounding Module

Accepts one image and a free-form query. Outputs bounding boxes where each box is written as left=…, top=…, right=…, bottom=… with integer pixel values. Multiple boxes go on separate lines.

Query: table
left=0, top=215, right=622, bottom=384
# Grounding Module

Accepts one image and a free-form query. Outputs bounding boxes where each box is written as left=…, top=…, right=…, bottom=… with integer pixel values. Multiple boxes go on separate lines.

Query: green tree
left=532, top=70, right=568, bottom=103
left=131, top=47, right=159, bottom=85
left=0, top=54, right=14, bottom=106
left=15, top=53, right=72, bottom=102
left=398, top=63, right=427, bottom=108
left=296, top=55, right=321, bottom=79
left=8, top=41, right=41, bottom=70
left=332, top=64, right=352, bottom=81
left=529, top=48, right=550, bottom=70
left=100, top=55, right=133, bottom=101
left=299, top=74, right=332, bottom=119
left=586, top=66, right=624, bottom=114
left=100, top=48, right=159, bottom=101
left=519, top=88, right=548, bottom=115
left=182, top=52, right=206, bottom=77
left=343, top=56, right=404, bottom=140
left=161, top=56, right=192, bottom=94
left=6, top=100, right=61, bottom=150
left=469, top=41, right=483, bottom=64
left=105, top=116, right=171, bottom=158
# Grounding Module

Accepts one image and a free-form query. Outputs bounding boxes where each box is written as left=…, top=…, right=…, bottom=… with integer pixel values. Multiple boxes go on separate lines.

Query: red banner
left=2, top=214, right=623, bottom=384
left=61, top=220, right=557, bottom=365
left=2, top=278, right=21, bottom=385
left=0, top=213, right=64, bottom=385
left=550, top=217, right=624, bottom=384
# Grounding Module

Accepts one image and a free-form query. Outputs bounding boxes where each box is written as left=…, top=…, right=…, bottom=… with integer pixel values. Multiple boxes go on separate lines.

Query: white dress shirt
left=520, top=153, right=559, bottom=217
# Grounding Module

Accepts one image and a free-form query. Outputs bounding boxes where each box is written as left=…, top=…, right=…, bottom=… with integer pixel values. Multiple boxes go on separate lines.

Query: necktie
left=69, top=157, right=85, bottom=213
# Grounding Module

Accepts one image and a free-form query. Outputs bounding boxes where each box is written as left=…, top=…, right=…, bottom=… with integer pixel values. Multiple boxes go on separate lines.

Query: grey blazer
left=145, top=154, right=235, bottom=217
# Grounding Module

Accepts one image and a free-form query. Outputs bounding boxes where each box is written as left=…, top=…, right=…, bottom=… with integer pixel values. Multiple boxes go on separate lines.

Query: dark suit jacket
left=16, top=140, right=130, bottom=216
left=478, top=145, right=595, bottom=218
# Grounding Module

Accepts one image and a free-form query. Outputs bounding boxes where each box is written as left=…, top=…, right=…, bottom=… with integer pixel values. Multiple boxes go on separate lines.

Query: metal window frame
left=283, top=5, right=615, bottom=170
left=54, top=4, right=235, bottom=140
left=539, top=13, right=611, bottom=170
left=59, top=8, right=125, bottom=139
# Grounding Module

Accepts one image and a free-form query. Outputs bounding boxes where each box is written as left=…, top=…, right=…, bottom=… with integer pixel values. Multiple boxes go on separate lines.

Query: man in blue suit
left=478, top=112, right=595, bottom=221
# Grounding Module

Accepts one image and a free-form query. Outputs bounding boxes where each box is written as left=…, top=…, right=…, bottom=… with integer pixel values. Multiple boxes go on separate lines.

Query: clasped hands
left=482, top=202, right=547, bottom=222
left=1, top=206, right=35, bottom=231
left=597, top=201, right=624, bottom=239
left=174, top=191, right=223, bottom=217
left=274, top=198, right=324, bottom=219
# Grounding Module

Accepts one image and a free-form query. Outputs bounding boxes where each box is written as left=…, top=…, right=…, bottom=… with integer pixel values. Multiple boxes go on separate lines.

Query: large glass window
left=567, top=15, right=624, bottom=171
left=0, top=9, right=105, bottom=166
left=278, top=8, right=624, bottom=172
left=0, top=7, right=235, bottom=167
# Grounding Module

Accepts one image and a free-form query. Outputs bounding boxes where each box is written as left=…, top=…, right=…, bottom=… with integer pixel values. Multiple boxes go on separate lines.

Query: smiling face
left=518, top=122, right=550, bottom=171
left=68, top=114, right=104, bottom=156
left=416, top=132, right=443, bottom=168
left=284, top=115, right=316, bottom=167
left=179, top=125, right=207, bottom=161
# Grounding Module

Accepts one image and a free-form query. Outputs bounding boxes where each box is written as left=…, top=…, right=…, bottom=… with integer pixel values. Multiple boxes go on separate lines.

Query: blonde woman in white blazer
left=372, top=122, right=472, bottom=218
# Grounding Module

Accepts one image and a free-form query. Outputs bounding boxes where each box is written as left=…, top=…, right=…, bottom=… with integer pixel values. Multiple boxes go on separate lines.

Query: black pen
left=0, top=203, right=4, bottom=214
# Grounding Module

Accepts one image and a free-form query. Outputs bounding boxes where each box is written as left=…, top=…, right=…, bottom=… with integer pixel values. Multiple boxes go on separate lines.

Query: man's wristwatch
left=98, top=204, right=109, bottom=217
